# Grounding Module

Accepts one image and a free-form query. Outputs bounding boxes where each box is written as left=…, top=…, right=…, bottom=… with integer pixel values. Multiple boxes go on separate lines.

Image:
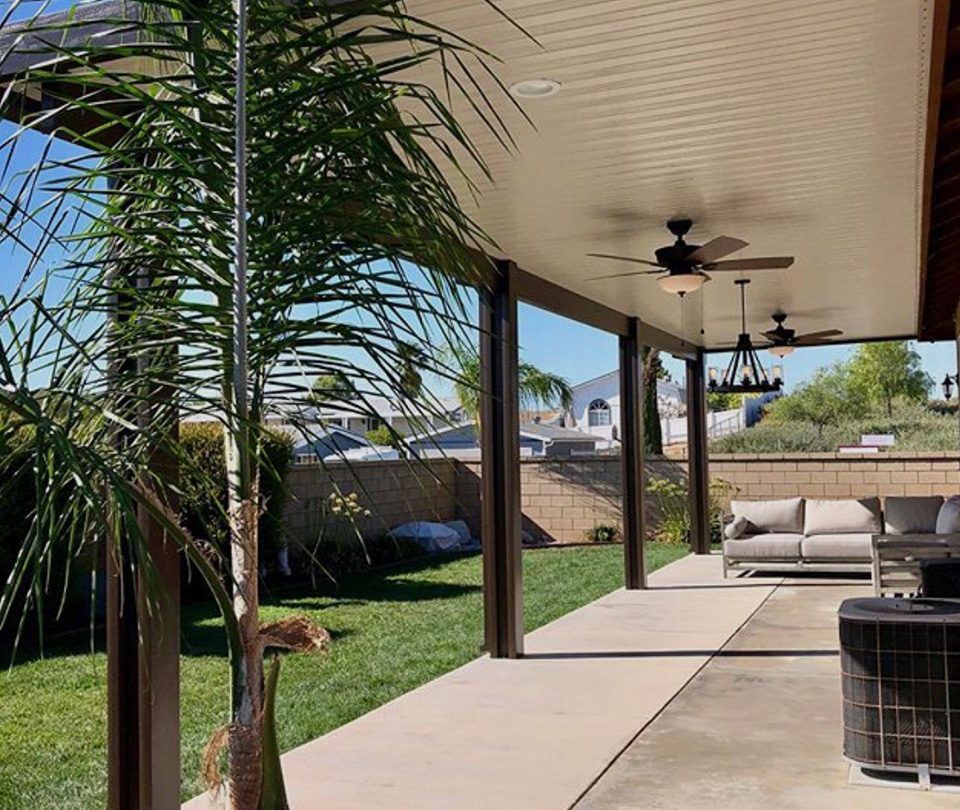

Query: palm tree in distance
left=447, top=345, right=573, bottom=432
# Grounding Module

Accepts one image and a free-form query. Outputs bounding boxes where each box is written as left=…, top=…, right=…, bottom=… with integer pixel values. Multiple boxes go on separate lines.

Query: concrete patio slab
left=185, top=554, right=779, bottom=809
left=576, top=572, right=959, bottom=810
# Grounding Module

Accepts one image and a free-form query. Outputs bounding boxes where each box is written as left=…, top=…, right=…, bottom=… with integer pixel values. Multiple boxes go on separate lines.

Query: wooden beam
left=686, top=352, right=711, bottom=556
left=619, top=318, right=646, bottom=589
left=512, top=265, right=630, bottom=337
left=919, top=0, right=952, bottom=338
left=479, top=260, right=523, bottom=659
left=638, top=320, right=698, bottom=361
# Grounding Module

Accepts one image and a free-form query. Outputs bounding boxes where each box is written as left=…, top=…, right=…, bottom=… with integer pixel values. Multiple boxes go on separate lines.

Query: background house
left=406, top=421, right=600, bottom=459
left=311, top=395, right=464, bottom=437
left=566, top=369, right=779, bottom=448
left=566, top=371, right=686, bottom=446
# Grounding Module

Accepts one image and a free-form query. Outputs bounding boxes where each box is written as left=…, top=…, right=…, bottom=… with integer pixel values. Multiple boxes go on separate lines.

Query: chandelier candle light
left=708, top=279, right=784, bottom=394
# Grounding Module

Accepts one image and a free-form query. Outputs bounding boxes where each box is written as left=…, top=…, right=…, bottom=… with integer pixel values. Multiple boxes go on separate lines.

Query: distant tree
left=309, top=372, right=354, bottom=406
left=365, top=424, right=402, bottom=449
left=397, top=342, right=425, bottom=400
left=447, top=345, right=572, bottom=431
left=706, top=391, right=744, bottom=412
left=643, top=347, right=664, bottom=455
left=765, top=363, right=867, bottom=437
left=848, top=341, right=931, bottom=417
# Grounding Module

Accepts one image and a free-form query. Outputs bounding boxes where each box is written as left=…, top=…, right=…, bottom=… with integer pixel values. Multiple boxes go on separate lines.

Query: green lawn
left=0, top=543, right=687, bottom=808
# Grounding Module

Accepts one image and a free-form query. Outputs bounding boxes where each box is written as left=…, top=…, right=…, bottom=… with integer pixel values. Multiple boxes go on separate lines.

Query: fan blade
left=760, top=329, right=782, bottom=341
left=688, top=236, right=748, bottom=264
left=793, top=329, right=843, bottom=344
left=587, top=269, right=665, bottom=281
left=707, top=256, right=795, bottom=271
left=587, top=252, right=662, bottom=267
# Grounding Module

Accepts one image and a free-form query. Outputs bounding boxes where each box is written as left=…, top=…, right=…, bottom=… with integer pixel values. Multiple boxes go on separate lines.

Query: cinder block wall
left=281, top=453, right=960, bottom=547
left=456, top=457, right=685, bottom=544
left=283, top=459, right=458, bottom=545
left=709, top=452, right=960, bottom=502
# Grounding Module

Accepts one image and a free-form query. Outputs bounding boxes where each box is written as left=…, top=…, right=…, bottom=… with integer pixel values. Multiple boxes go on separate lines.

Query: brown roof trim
left=918, top=0, right=951, bottom=338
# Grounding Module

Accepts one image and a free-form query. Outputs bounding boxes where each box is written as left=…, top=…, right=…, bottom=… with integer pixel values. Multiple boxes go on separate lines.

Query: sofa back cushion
left=935, top=496, right=960, bottom=534
left=730, top=497, right=803, bottom=534
left=884, top=496, right=944, bottom=535
left=804, top=497, right=882, bottom=536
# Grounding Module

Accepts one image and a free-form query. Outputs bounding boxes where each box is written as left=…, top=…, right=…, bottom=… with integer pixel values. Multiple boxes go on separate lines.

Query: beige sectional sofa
left=722, top=495, right=947, bottom=576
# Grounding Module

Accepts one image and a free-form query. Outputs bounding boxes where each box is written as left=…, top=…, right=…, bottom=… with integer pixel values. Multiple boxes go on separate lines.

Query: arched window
left=588, top=398, right=611, bottom=427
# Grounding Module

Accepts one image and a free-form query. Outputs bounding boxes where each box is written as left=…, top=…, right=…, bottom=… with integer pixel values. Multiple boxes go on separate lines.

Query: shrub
left=178, top=422, right=294, bottom=568
left=584, top=523, right=620, bottom=543
left=647, top=476, right=689, bottom=544
left=646, top=475, right=737, bottom=545
left=365, top=424, right=403, bottom=449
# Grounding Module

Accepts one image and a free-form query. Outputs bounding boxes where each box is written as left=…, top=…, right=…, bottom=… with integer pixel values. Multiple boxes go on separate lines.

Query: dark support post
left=479, top=259, right=523, bottom=658
left=106, top=517, right=180, bottom=810
left=619, top=319, right=646, bottom=589
left=106, top=223, right=180, bottom=809
left=686, top=350, right=711, bottom=555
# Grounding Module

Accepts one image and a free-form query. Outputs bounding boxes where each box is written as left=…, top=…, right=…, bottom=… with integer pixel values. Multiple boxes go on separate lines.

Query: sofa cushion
left=800, top=533, right=874, bottom=560
left=884, top=496, right=944, bottom=535
left=724, top=533, right=804, bottom=560
left=935, top=496, right=960, bottom=534
left=730, top=498, right=804, bottom=534
left=804, top=497, right=881, bottom=536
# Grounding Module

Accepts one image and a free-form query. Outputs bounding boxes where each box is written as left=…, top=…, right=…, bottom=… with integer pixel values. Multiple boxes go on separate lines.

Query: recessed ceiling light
left=509, top=78, right=561, bottom=99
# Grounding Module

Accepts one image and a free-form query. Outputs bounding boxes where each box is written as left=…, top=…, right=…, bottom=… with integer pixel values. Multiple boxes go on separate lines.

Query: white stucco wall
left=568, top=371, right=687, bottom=444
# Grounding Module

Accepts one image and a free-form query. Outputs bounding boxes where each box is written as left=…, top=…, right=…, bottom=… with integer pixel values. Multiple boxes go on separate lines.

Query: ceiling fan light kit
left=709, top=280, right=783, bottom=394
left=657, top=272, right=705, bottom=295
left=769, top=343, right=795, bottom=358
left=587, top=218, right=795, bottom=297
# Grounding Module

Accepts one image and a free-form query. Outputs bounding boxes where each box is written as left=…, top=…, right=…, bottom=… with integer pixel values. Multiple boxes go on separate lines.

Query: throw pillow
left=724, top=516, right=750, bottom=540
left=935, top=496, right=960, bottom=534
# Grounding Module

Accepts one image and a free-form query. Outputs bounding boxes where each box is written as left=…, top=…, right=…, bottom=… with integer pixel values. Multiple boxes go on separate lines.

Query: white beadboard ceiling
left=406, top=0, right=935, bottom=350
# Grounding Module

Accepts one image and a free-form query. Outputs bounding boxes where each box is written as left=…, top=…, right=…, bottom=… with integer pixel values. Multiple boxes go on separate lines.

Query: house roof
left=518, top=422, right=600, bottom=443
left=571, top=370, right=685, bottom=401
left=406, top=420, right=598, bottom=446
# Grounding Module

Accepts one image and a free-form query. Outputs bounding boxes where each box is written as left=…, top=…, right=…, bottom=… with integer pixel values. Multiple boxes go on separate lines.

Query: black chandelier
left=708, top=279, right=783, bottom=394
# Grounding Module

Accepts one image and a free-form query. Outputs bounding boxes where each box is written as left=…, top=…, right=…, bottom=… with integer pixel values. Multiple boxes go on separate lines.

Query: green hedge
left=0, top=421, right=295, bottom=640
left=178, top=422, right=294, bottom=566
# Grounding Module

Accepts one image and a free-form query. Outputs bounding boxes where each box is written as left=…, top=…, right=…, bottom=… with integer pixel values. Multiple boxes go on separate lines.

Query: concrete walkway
left=185, top=554, right=778, bottom=809
left=188, top=555, right=956, bottom=809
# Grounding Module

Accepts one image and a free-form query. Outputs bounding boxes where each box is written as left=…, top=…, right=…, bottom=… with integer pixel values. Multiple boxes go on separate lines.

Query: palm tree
left=447, top=345, right=573, bottom=430
left=0, top=1, right=519, bottom=806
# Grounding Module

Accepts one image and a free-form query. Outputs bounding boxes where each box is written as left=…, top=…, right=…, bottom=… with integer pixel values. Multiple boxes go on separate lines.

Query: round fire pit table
left=839, top=597, right=960, bottom=777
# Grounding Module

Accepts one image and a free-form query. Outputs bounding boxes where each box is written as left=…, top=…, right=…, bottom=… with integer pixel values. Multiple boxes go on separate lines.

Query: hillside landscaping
left=711, top=341, right=958, bottom=453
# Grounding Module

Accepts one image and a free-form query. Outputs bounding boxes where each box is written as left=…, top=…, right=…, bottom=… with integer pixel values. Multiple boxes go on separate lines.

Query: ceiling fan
left=587, top=218, right=795, bottom=295
left=761, top=311, right=843, bottom=357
